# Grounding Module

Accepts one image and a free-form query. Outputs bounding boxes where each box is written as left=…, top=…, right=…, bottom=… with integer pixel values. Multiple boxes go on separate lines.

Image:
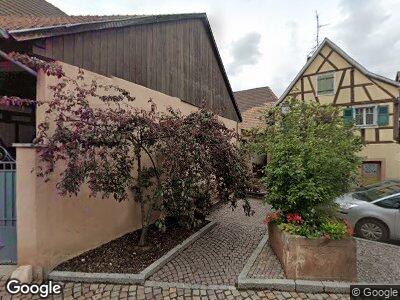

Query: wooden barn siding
left=33, top=19, right=238, bottom=121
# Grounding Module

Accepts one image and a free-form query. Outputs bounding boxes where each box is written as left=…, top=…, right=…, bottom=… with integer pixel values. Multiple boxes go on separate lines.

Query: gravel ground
left=356, top=238, right=400, bottom=283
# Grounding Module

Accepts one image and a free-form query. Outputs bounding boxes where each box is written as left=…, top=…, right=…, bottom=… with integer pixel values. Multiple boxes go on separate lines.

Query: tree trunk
left=136, top=148, right=148, bottom=247
left=139, top=224, right=148, bottom=246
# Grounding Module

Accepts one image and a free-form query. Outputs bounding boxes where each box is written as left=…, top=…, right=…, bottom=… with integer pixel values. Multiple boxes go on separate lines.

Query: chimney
left=396, top=71, right=400, bottom=82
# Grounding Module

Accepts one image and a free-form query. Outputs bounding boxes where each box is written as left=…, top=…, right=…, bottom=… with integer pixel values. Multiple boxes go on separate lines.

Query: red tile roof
left=0, top=15, right=135, bottom=31
left=234, top=86, right=277, bottom=129
left=0, top=0, right=66, bottom=16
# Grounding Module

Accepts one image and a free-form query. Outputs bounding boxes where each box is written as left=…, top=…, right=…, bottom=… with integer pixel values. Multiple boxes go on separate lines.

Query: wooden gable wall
left=284, top=44, right=400, bottom=145
left=32, top=19, right=239, bottom=121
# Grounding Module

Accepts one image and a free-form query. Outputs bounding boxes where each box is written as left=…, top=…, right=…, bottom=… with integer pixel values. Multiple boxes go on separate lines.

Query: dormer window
left=316, top=72, right=335, bottom=96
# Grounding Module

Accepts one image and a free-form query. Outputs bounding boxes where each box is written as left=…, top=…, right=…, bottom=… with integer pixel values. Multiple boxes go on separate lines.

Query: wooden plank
left=115, top=28, right=125, bottom=79
left=361, top=128, right=365, bottom=144
left=107, top=28, right=117, bottom=76
left=368, top=78, right=396, bottom=98
left=307, top=76, right=319, bottom=102
left=51, top=36, right=64, bottom=61
left=375, top=128, right=380, bottom=142
left=73, top=33, right=83, bottom=68
left=316, top=50, right=337, bottom=73
left=335, top=98, right=394, bottom=106
left=99, top=30, right=108, bottom=75
left=300, top=77, right=304, bottom=101
left=333, top=69, right=346, bottom=104
left=394, top=100, right=400, bottom=141
left=82, top=32, right=93, bottom=71
left=350, top=69, right=355, bottom=103
left=122, top=27, right=130, bottom=81
left=363, top=86, right=373, bottom=101
left=365, top=141, right=394, bottom=144
left=303, top=67, right=353, bottom=78
left=63, top=34, right=74, bottom=65
left=45, top=38, right=53, bottom=58
left=176, top=20, right=185, bottom=101
left=91, top=31, right=101, bottom=74
left=341, top=83, right=374, bottom=89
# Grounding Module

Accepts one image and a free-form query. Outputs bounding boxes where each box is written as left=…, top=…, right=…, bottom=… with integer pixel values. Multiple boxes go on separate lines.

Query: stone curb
left=237, top=233, right=354, bottom=293
left=145, top=280, right=237, bottom=291
left=48, top=221, right=217, bottom=284
left=238, top=234, right=269, bottom=281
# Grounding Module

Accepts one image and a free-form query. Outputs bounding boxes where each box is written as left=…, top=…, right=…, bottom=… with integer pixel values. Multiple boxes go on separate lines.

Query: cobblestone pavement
left=0, top=277, right=350, bottom=299
left=0, top=199, right=351, bottom=299
left=150, top=199, right=268, bottom=285
left=248, top=244, right=285, bottom=279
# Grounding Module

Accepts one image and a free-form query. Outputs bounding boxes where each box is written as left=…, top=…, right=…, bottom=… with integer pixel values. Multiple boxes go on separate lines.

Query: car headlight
left=339, top=202, right=358, bottom=210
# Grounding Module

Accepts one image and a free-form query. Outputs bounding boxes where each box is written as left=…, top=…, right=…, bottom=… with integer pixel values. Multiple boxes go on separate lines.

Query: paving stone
left=150, top=200, right=268, bottom=285
left=0, top=199, right=352, bottom=300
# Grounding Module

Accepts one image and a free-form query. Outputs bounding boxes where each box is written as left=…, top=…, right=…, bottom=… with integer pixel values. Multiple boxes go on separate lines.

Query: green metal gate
left=0, top=146, right=16, bottom=264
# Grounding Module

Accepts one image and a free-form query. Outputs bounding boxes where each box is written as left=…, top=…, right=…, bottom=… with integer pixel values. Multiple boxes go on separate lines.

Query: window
left=375, top=196, right=400, bottom=209
left=343, top=105, right=389, bottom=127
left=317, top=73, right=334, bottom=95
left=353, top=106, right=377, bottom=127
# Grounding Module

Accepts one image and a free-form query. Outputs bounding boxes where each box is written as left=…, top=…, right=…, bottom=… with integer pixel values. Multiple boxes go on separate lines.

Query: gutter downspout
left=0, top=49, right=37, bottom=77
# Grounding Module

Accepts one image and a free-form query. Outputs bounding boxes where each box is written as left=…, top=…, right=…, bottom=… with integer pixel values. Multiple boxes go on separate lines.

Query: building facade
left=278, top=38, right=400, bottom=184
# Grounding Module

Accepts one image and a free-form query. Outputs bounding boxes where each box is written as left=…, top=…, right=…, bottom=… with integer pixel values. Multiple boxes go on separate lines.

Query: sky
left=48, top=0, right=400, bottom=97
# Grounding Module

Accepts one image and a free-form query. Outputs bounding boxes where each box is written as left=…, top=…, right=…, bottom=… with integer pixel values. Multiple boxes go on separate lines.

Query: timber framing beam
left=316, top=50, right=338, bottom=73
left=307, top=76, right=319, bottom=102
left=333, top=69, right=347, bottom=104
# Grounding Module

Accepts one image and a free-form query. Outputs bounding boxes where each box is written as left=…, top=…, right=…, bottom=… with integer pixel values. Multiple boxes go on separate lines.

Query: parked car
left=336, top=180, right=400, bottom=241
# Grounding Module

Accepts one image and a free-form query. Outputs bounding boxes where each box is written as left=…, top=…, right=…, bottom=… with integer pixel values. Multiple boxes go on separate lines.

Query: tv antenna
left=307, top=11, right=329, bottom=58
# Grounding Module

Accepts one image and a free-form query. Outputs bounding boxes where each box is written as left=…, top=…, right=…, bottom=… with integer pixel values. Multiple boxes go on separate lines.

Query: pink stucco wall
left=15, top=63, right=238, bottom=276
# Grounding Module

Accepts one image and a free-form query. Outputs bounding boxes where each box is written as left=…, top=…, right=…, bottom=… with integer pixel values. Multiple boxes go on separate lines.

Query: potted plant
left=248, top=99, right=363, bottom=281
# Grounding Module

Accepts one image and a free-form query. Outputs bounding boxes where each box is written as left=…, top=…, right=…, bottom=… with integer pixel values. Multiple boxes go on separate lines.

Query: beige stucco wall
left=284, top=44, right=400, bottom=180
left=15, top=62, right=238, bottom=275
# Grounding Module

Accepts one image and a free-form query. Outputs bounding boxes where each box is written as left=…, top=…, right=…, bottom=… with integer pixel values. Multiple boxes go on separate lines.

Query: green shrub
left=250, top=98, right=363, bottom=239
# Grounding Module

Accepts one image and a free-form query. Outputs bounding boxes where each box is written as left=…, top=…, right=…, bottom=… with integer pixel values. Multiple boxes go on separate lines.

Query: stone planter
left=268, top=224, right=357, bottom=281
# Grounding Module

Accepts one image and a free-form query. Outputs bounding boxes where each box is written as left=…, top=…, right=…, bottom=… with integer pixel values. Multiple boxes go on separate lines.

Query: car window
left=375, top=196, right=400, bottom=209
left=353, top=184, right=400, bottom=202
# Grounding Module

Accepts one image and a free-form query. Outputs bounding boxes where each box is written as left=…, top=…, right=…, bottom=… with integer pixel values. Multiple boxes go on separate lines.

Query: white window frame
left=316, top=72, right=335, bottom=96
left=352, top=104, right=378, bottom=128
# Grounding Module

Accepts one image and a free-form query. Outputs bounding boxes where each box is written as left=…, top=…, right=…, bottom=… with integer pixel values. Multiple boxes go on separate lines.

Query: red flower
left=263, top=211, right=280, bottom=224
left=286, top=213, right=303, bottom=224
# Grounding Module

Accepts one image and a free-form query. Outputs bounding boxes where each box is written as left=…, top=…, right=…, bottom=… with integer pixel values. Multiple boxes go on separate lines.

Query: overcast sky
left=48, top=0, right=400, bottom=97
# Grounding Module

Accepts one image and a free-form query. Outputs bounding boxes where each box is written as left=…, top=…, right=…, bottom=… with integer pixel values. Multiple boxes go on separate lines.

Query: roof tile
left=234, top=86, right=277, bottom=129
left=0, top=15, right=137, bottom=31
left=0, top=0, right=66, bottom=16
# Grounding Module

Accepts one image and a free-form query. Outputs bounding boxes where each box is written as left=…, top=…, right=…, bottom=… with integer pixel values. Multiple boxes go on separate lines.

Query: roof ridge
left=234, top=86, right=272, bottom=93
left=278, top=38, right=400, bottom=104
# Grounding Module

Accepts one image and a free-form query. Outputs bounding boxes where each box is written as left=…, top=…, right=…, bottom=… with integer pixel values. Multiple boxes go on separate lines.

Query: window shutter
left=377, top=105, right=389, bottom=126
left=343, top=107, right=353, bottom=124
left=317, top=73, right=334, bottom=94
left=317, top=77, right=326, bottom=93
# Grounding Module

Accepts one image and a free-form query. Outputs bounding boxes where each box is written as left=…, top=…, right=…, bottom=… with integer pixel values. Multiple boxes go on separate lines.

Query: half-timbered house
left=278, top=38, right=400, bottom=184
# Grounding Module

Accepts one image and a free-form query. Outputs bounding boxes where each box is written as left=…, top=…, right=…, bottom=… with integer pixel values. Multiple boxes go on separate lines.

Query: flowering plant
left=286, top=212, right=303, bottom=224
left=263, top=211, right=281, bottom=225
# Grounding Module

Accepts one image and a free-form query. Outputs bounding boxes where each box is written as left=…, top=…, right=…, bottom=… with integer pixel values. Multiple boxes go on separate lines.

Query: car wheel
left=356, top=218, right=389, bottom=242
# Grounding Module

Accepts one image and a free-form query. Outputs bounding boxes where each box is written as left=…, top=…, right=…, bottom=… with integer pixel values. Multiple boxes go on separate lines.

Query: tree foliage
left=12, top=52, right=252, bottom=245
left=248, top=98, right=363, bottom=232
left=158, top=108, right=253, bottom=227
